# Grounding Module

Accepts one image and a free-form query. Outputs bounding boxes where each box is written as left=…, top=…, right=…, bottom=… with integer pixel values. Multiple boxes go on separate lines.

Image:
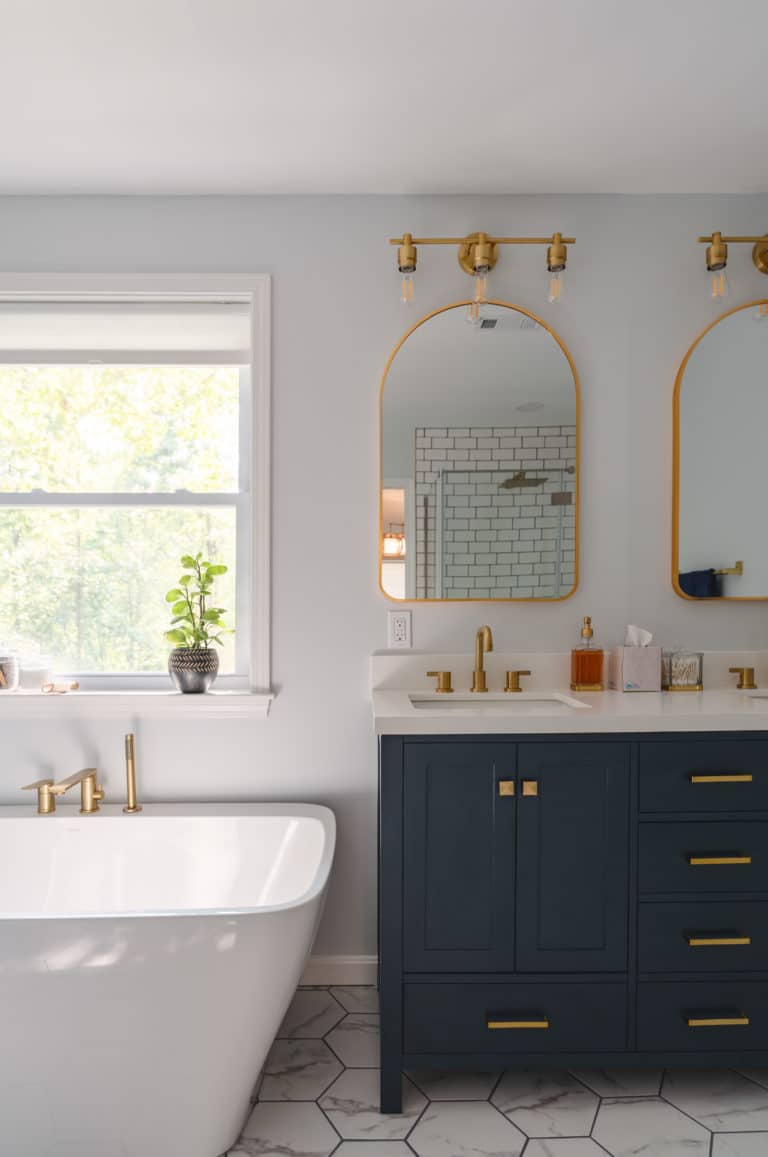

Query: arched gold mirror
left=673, top=300, right=768, bottom=599
left=379, top=300, right=579, bottom=601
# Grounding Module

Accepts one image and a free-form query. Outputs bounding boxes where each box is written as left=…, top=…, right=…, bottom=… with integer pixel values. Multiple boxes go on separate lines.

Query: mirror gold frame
left=672, top=299, right=768, bottom=601
left=378, top=299, right=581, bottom=602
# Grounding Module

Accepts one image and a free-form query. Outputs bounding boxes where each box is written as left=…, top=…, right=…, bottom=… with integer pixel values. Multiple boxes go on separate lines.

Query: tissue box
left=608, top=646, right=662, bottom=692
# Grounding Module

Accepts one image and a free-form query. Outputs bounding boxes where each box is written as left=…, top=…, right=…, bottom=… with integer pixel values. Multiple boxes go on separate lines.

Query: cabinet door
left=516, top=742, right=630, bottom=972
left=403, top=742, right=517, bottom=971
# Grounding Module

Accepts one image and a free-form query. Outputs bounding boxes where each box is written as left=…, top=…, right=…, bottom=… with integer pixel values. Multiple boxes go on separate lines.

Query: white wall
left=2, top=193, right=768, bottom=960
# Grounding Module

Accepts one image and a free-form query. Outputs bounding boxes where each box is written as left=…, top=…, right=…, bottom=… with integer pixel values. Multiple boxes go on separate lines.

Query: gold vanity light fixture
left=700, top=231, right=768, bottom=303
left=389, top=230, right=575, bottom=312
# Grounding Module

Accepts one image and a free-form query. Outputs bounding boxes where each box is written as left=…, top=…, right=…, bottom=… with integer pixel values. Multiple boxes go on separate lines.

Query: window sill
left=0, top=690, right=274, bottom=720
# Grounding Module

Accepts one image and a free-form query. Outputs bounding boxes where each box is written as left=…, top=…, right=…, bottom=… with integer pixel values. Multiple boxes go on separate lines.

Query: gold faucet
left=21, top=778, right=57, bottom=814
left=123, top=733, right=142, bottom=813
left=471, top=625, right=494, bottom=692
left=49, top=767, right=104, bottom=815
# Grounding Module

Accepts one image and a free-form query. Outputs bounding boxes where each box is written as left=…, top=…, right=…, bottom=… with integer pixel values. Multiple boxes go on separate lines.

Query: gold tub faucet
left=471, top=625, right=494, bottom=692
left=50, top=768, right=104, bottom=815
left=123, top=733, right=142, bottom=813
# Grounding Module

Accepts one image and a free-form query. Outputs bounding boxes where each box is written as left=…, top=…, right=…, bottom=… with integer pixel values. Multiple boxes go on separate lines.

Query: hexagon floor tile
left=571, top=1068, right=663, bottom=1098
left=318, top=1069, right=426, bottom=1140
left=239, top=1101, right=338, bottom=1157
left=662, top=1069, right=768, bottom=1132
left=259, top=1038, right=342, bottom=1101
left=409, top=1101, right=525, bottom=1157
left=330, top=986, right=379, bottom=1014
left=407, top=1069, right=499, bottom=1100
left=226, top=987, right=768, bottom=1157
left=325, top=1013, right=380, bottom=1067
left=492, top=1071, right=599, bottom=1138
left=524, top=1141, right=611, bottom=1157
left=712, top=1136, right=768, bottom=1157
left=277, top=988, right=346, bottom=1038
left=593, top=1096, right=710, bottom=1157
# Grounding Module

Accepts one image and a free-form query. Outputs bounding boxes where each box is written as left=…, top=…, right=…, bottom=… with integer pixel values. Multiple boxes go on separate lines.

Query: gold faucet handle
left=504, top=670, right=532, bottom=693
left=49, top=767, right=99, bottom=794
left=730, top=666, right=757, bottom=690
left=21, top=778, right=56, bottom=815
left=426, top=670, right=454, bottom=693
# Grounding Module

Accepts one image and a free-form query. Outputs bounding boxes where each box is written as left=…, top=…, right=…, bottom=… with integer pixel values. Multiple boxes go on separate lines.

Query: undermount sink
left=408, top=691, right=591, bottom=715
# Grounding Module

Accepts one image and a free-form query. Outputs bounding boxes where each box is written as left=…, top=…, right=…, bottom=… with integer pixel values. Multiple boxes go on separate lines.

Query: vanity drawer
left=639, top=740, right=768, bottom=813
left=639, top=821, right=768, bottom=893
left=403, top=981, right=626, bottom=1054
left=638, top=980, right=768, bottom=1051
left=639, top=901, right=768, bottom=972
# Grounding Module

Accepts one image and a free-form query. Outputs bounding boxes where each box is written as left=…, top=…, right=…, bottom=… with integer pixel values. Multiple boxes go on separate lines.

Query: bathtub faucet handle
left=50, top=768, right=104, bottom=815
left=21, top=778, right=57, bottom=815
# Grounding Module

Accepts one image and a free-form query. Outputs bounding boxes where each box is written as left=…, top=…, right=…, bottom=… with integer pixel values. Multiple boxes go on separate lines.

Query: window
left=0, top=277, right=270, bottom=693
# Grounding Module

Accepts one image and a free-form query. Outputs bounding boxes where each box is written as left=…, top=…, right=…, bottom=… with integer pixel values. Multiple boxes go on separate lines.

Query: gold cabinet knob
left=504, top=669, right=531, bottom=693
left=426, top=670, right=453, bottom=693
left=729, top=666, right=757, bottom=690
left=522, top=779, right=539, bottom=797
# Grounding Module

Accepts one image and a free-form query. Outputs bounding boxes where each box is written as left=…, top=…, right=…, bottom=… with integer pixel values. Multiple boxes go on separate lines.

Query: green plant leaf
left=179, top=574, right=192, bottom=586
left=165, top=629, right=188, bottom=645
left=165, top=588, right=183, bottom=602
left=171, top=600, right=189, bottom=616
left=180, top=554, right=196, bottom=568
left=205, top=564, right=228, bottom=576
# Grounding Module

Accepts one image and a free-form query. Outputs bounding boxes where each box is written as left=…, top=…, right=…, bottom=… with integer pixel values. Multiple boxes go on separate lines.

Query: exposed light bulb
left=473, top=270, right=489, bottom=302
left=754, top=302, right=768, bottom=321
left=547, top=270, right=564, bottom=303
left=400, top=272, right=414, bottom=304
left=709, top=267, right=729, bottom=301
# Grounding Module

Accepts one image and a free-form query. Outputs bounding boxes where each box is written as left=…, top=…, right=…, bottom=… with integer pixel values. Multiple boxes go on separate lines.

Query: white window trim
left=0, top=273, right=272, bottom=711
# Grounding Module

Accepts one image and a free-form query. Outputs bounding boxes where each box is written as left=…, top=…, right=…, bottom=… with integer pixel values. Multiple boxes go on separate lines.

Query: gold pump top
left=580, top=615, right=594, bottom=640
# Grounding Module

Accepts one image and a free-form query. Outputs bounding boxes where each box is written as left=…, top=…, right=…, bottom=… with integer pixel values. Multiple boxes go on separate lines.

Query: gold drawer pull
left=687, top=1015, right=749, bottom=1027
left=688, top=855, right=752, bottom=866
left=687, top=934, right=751, bottom=947
left=690, top=773, right=753, bottom=783
left=487, top=1016, right=549, bottom=1030
left=522, top=780, right=539, bottom=797
left=498, top=780, right=516, bottom=797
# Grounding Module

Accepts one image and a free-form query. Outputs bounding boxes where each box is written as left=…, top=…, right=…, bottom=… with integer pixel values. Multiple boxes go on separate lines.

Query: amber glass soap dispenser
left=571, top=615, right=604, bottom=691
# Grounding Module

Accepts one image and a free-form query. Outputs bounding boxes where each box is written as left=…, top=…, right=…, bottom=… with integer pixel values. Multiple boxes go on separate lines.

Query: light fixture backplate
left=458, top=232, right=499, bottom=276
left=752, top=237, right=768, bottom=275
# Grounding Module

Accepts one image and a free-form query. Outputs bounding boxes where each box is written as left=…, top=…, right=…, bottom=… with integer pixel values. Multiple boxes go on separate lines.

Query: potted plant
left=165, top=553, right=230, bottom=693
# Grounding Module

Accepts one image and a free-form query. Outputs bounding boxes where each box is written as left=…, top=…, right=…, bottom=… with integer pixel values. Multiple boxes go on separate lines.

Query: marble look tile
left=662, top=1069, right=768, bottom=1131
left=277, top=989, right=346, bottom=1038
left=523, top=1141, right=610, bottom=1157
left=736, top=1068, right=768, bottom=1090
left=318, top=1069, right=426, bottom=1140
left=259, top=1039, right=342, bottom=1100
left=571, top=1068, right=662, bottom=1098
left=408, top=1070, right=499, bottom=1100
left=330, top=986, right=380, bottom=1014
left=332, top=1145, right=413, bottom=1156
left=325, top=1014, right=381, bottom=1067
left=593, top=1096, right=710, bottom=1157
left=492, top=1071, right=599, bottom=1137
left=239, top=1101, right=338, bottom=1156
left=408, top=1101, right=526, bottom=1157
left=713, top=1136, right=768, bottom=1157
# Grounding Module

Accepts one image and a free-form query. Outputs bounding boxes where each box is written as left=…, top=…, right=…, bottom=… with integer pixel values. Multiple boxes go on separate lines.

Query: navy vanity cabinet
left=401, top=739, right=630, bottom=973
left=403, top=742, right=518, bottom=971
left=516, top=742, right=630, bottom=972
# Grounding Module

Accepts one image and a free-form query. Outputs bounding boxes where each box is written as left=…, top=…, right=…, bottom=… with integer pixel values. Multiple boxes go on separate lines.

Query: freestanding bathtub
left=0, top=802, right=335, bottom=1157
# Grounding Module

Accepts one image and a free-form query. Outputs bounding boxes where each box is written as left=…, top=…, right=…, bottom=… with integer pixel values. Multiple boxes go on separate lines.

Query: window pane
left=0, top=366, right=240, bottom=492
left=0, top=507, right=236, bottom=673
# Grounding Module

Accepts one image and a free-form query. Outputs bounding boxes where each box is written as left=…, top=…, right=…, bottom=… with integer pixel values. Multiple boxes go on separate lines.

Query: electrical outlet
left=387, top=610, right=412, bottom=649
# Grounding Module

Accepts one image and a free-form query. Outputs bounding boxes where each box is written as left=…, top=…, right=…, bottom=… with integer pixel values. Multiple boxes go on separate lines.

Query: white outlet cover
left=387, top=610, right=412, bottom=649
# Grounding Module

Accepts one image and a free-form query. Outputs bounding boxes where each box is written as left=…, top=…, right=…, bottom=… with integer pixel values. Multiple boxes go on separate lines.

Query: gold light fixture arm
left=389, top=235, right=576, bottom=245
left=698, top=234, right=768, bottom=275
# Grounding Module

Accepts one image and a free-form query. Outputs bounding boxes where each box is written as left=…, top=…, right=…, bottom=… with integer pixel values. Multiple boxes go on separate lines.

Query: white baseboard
left=301, top=954, right=378, bottom=986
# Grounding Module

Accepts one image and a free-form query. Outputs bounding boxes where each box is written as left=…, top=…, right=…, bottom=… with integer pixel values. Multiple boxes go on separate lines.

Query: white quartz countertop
left=370, top=650, right=768, bottom=735
left=372, top=687, right=768, bottom=734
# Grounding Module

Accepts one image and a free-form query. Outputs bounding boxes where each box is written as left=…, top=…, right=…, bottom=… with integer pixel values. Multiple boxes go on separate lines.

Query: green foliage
left=164, top=553, right=231, bottom=650
left=0, top=366, right=238, bottom=672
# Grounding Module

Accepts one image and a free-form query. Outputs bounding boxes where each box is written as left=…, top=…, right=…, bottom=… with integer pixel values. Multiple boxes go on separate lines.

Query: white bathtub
left=0, top=802, right=335, bottom=1157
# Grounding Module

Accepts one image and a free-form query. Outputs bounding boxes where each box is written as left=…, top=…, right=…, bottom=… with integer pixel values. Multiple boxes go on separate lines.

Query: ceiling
left=1, top=0, right=767, bottom=195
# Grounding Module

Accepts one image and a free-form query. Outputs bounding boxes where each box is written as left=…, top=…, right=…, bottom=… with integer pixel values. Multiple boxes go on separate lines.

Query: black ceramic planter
left=168, top=647, right=219, bottom=693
